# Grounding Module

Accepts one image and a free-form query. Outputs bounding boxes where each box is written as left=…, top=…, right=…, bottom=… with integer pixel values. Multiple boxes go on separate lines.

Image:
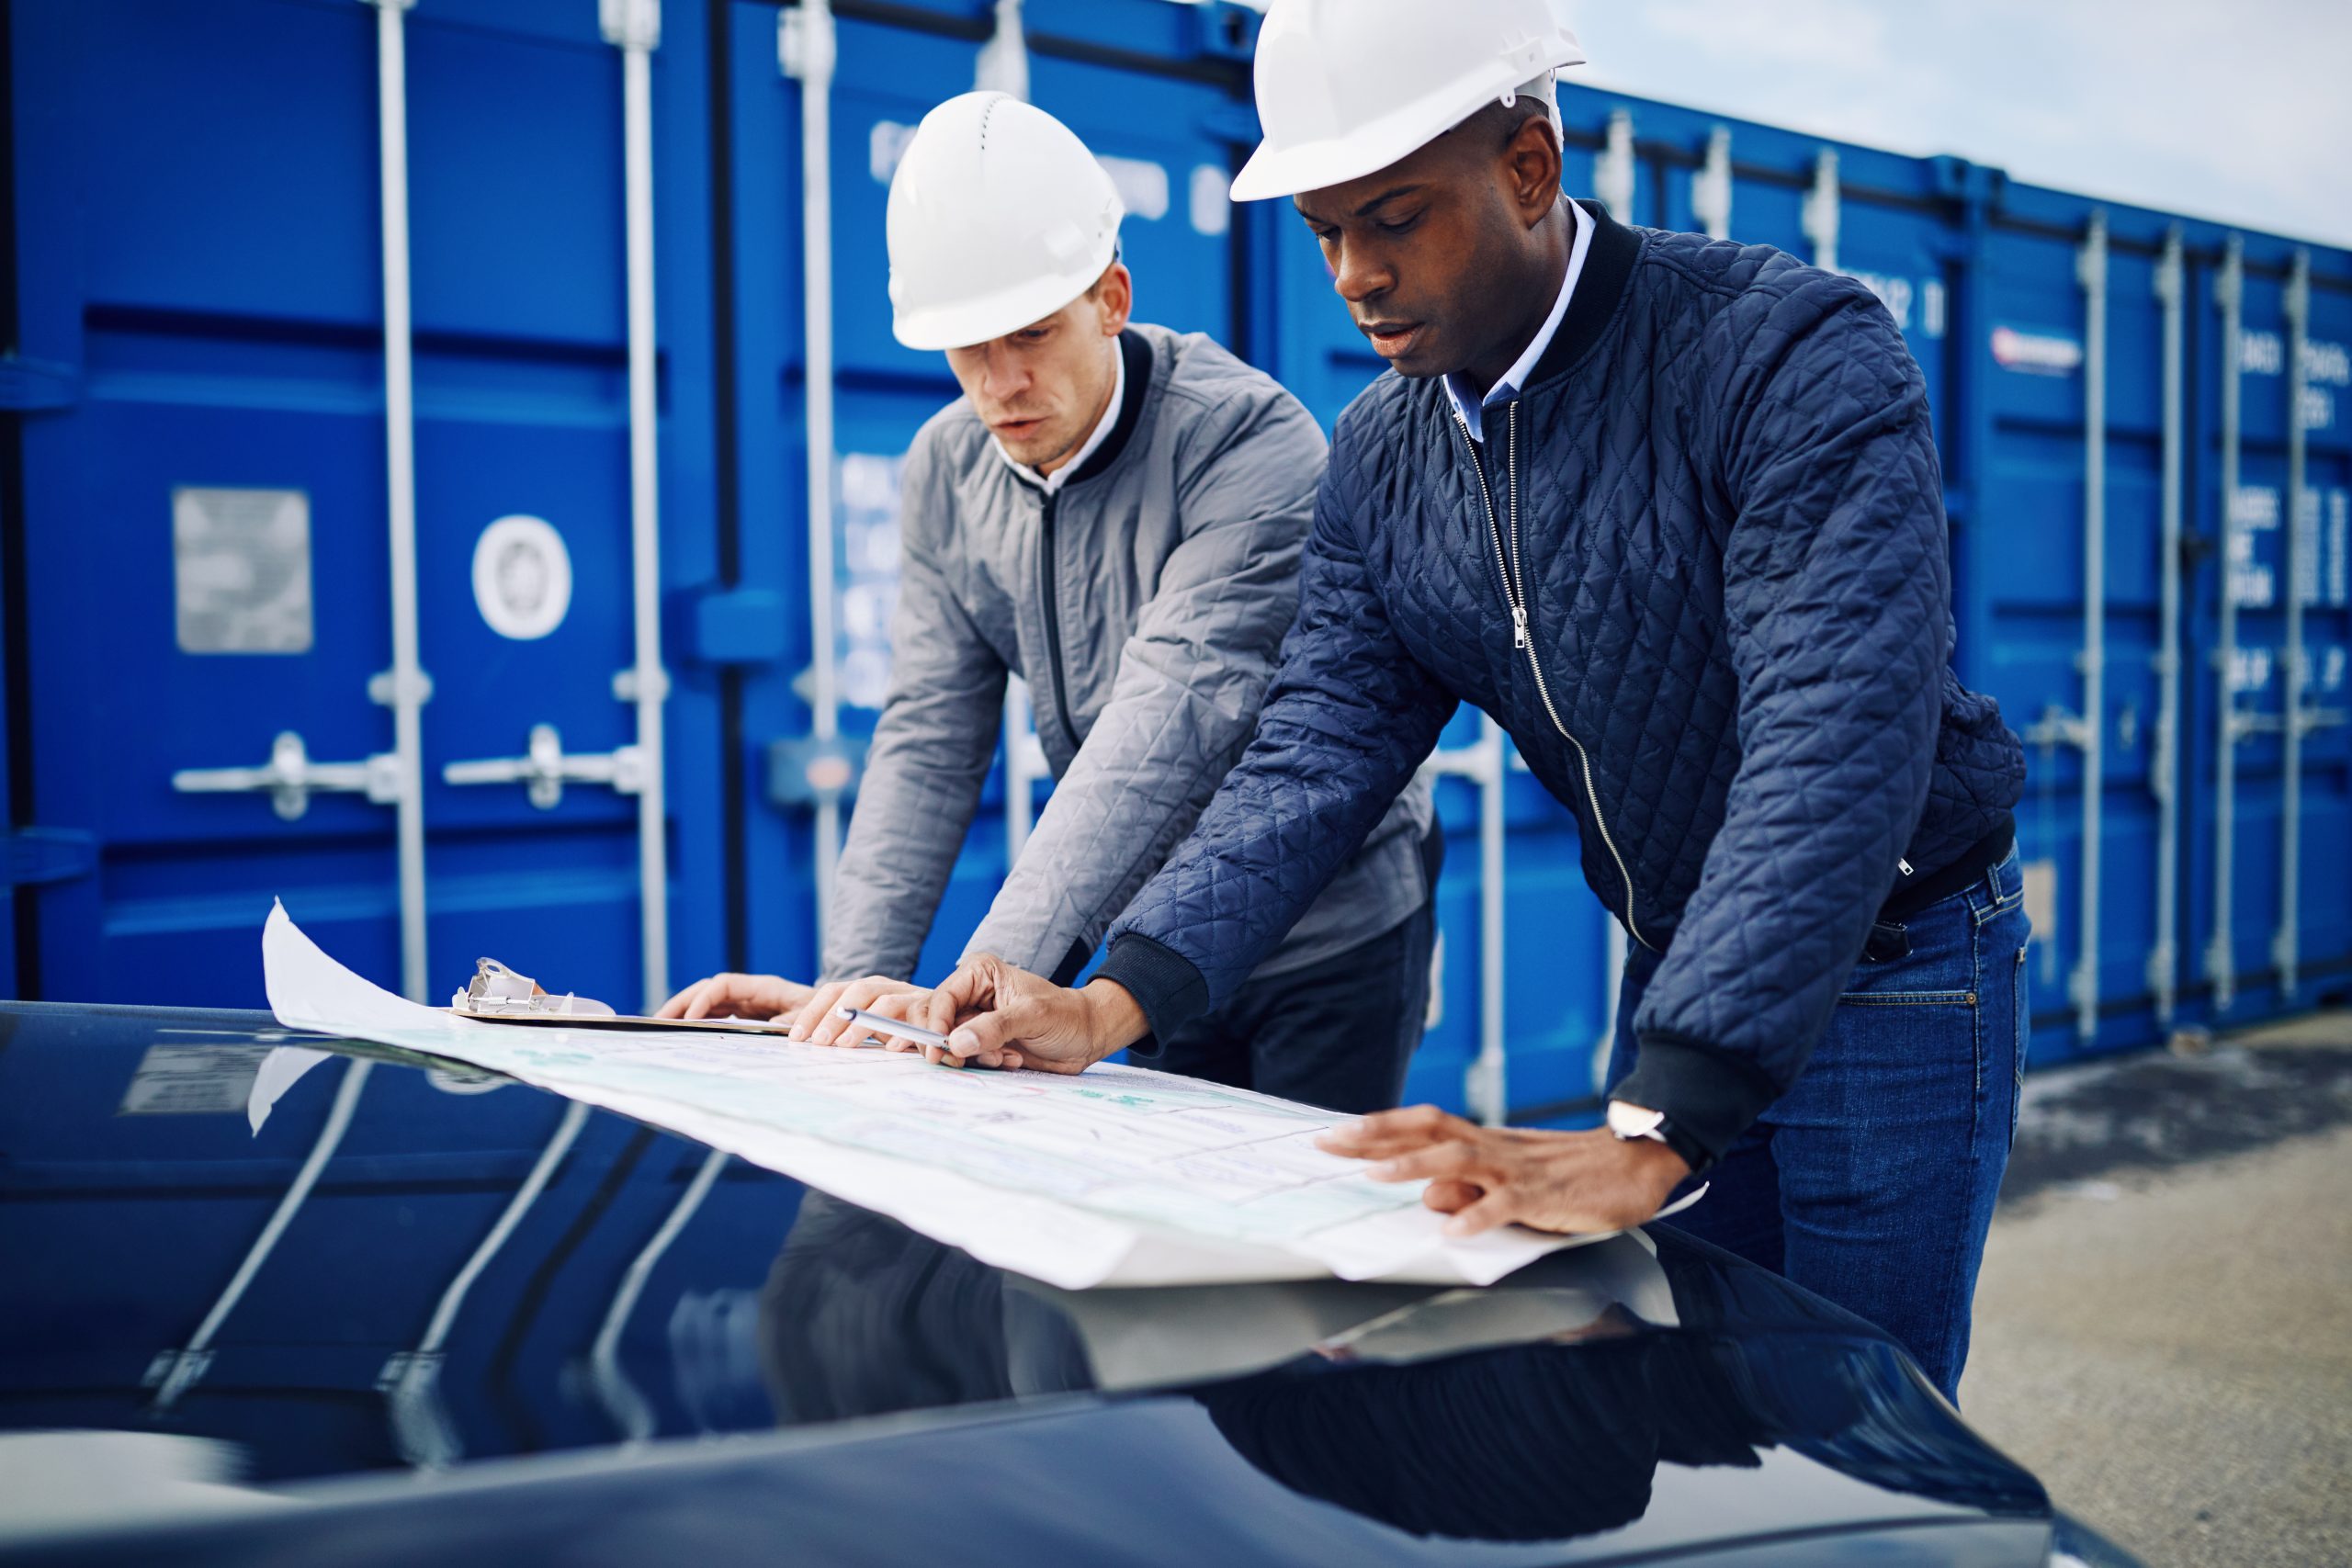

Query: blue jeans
left=1607, top=848, right=2031, bottom=1402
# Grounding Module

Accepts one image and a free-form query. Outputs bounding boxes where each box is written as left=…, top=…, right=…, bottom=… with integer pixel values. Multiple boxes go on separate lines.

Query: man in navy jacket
left=913, top=5, right=2029, bottom=1398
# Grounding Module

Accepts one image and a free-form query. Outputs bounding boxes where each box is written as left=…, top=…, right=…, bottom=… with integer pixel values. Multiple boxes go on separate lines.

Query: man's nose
left=1330, top=241, right=1391, bottom=307
left=980, top=349, right=1029, bottom=406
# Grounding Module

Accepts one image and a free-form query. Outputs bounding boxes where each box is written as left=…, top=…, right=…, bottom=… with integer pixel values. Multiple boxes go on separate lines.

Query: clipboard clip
left=451, top=956, right=617, bottom=1020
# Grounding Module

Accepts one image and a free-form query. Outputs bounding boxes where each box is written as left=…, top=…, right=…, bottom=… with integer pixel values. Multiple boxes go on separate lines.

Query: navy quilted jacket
left=1096, top=202, right=2025, bottom=1158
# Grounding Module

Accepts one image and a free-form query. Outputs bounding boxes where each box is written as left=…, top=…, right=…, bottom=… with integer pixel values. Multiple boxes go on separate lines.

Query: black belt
left=1878, top=819, right=2015, bottom=924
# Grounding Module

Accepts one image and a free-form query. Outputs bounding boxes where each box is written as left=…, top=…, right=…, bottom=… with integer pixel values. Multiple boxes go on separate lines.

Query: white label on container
left=870, top=119, right=919, bottom=185
left=1848, top=270, right=1941, bottom=339
left=1990, top=325, right=2082, bottom=376
left=2247, top=332, right=2352, bottom=384
left=2226, top=494, right=2275, bottom=609
left=2020, top=859, right=2057, bottom=942
left=1097, top=154, right=1168, bottom=221
left=2228, top=556, right=2274, bottom=611
left=173, top=487, right=313, bottom=655
left=837, top=453, right=905, bottom=711
left=2230, top=646, right=2274, bottom=694
left=1189, top=164, right=1230, bottom=238
left=471, top=515, right=572, bottom=641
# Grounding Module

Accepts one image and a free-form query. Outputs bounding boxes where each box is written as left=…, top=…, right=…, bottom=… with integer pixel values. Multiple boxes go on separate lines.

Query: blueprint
left=261, top=903, right=1627, bottom=1290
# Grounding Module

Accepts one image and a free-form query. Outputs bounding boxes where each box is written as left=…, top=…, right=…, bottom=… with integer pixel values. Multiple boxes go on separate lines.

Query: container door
left=1946, top=209, right=2154, bottom=1065
left=729, top=0, right=1250, bottom=988
left=8, top=0, right=718, bottom=1007
left=2289, top=273, right=2352, bottom=999
left=2186, top=248, right=2352, bottom=1024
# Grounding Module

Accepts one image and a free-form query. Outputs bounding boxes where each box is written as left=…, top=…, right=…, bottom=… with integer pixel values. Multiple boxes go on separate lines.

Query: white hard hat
left=1230, top=0, right=1586, bottom=203
left=886, top=92, right=1125, bottom=351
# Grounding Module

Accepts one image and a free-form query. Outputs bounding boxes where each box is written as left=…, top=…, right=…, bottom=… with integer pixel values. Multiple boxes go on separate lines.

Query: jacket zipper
left=1453, top=400, right=1654, bottom=952
left=1036, top=490, right=1080, bottom=750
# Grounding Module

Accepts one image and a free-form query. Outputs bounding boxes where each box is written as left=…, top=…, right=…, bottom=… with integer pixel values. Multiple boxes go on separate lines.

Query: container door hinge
left=778, top=0, right=836, bottom=83
left=1592, top=110, right=1635, bottom=222
left=1189, top=1, right=1259, bottom=62
left=1692, top=127, right=1733, bottom=241
left=973, top=0, right=1028, bottom=99
left=368, top=667, right=435, bottom=709
left=0, top=354, right=77, bottom=411
left=1803, top=149, right=1840, bottom=274
left=599, top=0, right=660, bottom=51
left=1, top=827, right=97, bottom=887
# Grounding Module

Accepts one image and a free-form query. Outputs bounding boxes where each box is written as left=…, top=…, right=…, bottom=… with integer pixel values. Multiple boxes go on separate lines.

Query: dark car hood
left=0, top=1003, right=2054, bottom=1565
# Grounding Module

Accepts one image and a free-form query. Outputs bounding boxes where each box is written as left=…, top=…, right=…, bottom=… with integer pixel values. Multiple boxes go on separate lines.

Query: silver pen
left=834, top=1005, right=954, bottom=1054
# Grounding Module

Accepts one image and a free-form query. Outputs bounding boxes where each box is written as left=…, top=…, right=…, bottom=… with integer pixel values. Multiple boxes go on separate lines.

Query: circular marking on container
left=471, top=514, right=572, bottom=641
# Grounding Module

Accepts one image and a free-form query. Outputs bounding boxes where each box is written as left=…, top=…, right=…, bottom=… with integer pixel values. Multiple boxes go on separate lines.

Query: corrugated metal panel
left=6, top=0, right=730, bottom=1008
left=7, top=0, right=2346, bottom=1110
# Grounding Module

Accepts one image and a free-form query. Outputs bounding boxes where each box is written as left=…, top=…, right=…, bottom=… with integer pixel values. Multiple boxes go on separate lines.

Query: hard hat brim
left=1230, top=44, right=1587, bottom=203
left=1231, top=119, right=1453, bottom=204
left=891, top=251, right=1115, bottom=353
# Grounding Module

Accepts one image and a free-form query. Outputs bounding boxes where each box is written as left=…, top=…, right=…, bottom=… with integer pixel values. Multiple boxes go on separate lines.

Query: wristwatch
left=1607, top=1099, right=1711, bottom=1174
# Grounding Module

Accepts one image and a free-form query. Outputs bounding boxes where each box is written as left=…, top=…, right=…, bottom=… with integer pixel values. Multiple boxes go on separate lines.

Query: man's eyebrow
left=1351, top=185, right=1424, bottom=219
left=1295, top=184, right=1426, bottom=226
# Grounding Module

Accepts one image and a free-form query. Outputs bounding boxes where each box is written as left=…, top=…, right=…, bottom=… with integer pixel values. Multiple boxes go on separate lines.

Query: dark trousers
left=1153, top=898, right=1436, bottom=1116
left=1606, top=847, right=2031, bottom=1403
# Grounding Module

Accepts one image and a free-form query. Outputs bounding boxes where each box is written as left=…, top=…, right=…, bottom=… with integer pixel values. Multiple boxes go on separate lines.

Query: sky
left=1553, top=0, right=2352, bottom=248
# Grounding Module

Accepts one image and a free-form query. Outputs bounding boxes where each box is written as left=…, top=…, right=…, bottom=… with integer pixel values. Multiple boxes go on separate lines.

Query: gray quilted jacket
left=822, top=324, right=1433, bottom=987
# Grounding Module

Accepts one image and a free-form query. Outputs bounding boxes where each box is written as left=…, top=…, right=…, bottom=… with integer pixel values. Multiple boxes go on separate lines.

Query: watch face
left=1607, top=1100, right=1668, bottom=1140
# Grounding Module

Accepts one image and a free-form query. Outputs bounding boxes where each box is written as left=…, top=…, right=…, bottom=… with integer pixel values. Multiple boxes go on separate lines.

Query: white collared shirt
left=997, top=338, right=1126, bottom=495
left=1444, top=198, right=1593, bottom=445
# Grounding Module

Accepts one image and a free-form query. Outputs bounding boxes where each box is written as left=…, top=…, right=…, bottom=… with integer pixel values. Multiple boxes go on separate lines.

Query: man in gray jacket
left=662, top=92, right=1435, bottom=1113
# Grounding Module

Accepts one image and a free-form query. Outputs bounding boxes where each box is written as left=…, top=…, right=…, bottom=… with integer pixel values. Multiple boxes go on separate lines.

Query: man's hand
left=658, top=972, right=814, bottom=1022
left=1317, top=1108, right=1690, bottom=1237
left=916, top=954, right=1148, bottom=1075
left=784, top=976, right=930, bottom=1045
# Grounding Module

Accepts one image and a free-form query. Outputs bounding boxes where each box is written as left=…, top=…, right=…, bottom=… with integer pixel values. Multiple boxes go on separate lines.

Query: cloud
left=1637, top=0, right=1895, bottom=74
left=1560, top=0, right=2351, bottom=247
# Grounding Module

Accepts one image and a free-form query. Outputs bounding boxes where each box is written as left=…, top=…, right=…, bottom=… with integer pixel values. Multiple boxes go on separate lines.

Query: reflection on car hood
left=0, top=1004, right=2060, bottom=1565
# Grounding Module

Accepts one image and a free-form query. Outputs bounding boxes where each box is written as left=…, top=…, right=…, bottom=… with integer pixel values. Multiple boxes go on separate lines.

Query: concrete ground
left=1959, top=1011, right=2352, bottom=1568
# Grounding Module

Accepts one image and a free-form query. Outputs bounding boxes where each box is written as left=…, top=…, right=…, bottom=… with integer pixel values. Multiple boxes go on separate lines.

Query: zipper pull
left=1511, top=606, right=1529, bottom=649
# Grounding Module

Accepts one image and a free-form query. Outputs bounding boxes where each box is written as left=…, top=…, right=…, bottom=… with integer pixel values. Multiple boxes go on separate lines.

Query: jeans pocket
left=1860, top=919, right=1912, bottom=963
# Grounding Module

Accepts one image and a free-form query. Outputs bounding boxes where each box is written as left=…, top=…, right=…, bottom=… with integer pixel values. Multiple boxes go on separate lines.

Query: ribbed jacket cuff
left=1614, top=1033, right=1782, bottom=1167
left=1091, top=934, right=1211, bottom=1061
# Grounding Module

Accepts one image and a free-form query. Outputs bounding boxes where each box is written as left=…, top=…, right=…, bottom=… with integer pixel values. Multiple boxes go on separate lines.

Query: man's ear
left=1093, top=262, right=1134, bottom=336
left=1503, top=117, right=1563, bottom=228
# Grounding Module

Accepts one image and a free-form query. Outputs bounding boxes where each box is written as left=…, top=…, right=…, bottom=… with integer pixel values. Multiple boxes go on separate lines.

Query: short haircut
left=1451, top=73, right=1561, bottom=152
left=1083, top=243, right=1125, bottom=297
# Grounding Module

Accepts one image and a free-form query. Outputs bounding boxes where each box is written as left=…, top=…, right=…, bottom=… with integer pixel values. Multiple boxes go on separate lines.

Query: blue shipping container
left=5, top=0, right=2346, bottom=1118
